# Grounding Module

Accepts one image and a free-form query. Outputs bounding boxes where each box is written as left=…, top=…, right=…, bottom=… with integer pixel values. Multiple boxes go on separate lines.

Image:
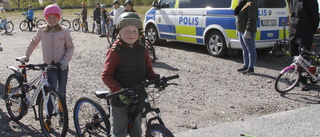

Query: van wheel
left=206, top=31, right=228, bottom=57
left=146, top=25, right=160, bottom=45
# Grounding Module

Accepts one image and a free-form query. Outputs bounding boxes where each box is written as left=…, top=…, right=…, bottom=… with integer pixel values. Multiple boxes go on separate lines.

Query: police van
left=144, top=0, right=289, bottom=57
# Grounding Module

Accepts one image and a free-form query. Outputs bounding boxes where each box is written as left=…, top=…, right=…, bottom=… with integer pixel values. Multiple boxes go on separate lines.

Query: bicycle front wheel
left=19, top=20, right=28, bottom=31
left=146, top=124, right=174, bottom=137
left=36, top=19, right=47, bottom=28
left=145, top=38, right=156, bottom=63
left=38, top=87, right=68, bottom=137
left=5, top=22, right=14, bottom=33
left=5, top=74, right=26, bottom=121
left=275, top=66, right=301, bottom=93
left=61, top=20, right=71, bottom=30
left=74, top=97, right=110, bottom=137
left=73, top=19, right=80, bottom=31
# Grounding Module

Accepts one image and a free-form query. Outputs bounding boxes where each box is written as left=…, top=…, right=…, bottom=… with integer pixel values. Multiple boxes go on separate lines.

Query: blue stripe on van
left=197, top=38, right=203, bottom=44
left=206, top=10, right=234, bottom=16
left=257, top=18, right=260, bottom=27
left=160, top=34, right=175, bottom=39
left=278, top=17, right=288, bottom=26
left=260, top=30, right=279, bottom=40
left=196, top=27, right=204, bottom=36
left=157, top=24, right=175, bottom=33
left=206, top=17, right=236, bottom=30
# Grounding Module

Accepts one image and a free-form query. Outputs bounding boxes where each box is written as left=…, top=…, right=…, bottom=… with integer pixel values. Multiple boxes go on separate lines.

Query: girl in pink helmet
left=20, top=4, right=74, bottom=128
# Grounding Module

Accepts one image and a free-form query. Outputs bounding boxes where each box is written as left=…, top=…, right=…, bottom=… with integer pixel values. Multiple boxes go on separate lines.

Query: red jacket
left=101, top=40, right=157, bottom=92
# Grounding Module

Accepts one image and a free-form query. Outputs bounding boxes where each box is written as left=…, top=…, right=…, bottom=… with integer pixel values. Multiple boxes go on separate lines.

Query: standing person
left=22, top=5, right=34, bottom=31
left=111, top=0, right=124, bottom=39
left=100, top=4, right=110, bottom=37
left=102, top=12, right=159, bottom=137
left=81, top=2, right=89, bottom=33
left=235, top=0, right=258, bottom=75
left=287, top=0, right=319, bottom=90
left=0, top=7, right=7, bottom=33
left=93, top=2, right=101, bottom=34
left=124, top=0, right=135, bottom=12
left=20, top=4, right=74, bottom=108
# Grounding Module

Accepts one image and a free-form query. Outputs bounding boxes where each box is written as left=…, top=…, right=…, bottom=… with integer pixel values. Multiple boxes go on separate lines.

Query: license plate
left=261, top=20, right=277, bottom=26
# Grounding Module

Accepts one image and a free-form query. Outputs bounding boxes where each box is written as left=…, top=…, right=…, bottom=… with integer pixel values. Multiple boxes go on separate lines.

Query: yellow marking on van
left=231, top=0, right=239, bottom=9
left=175, top=0, right=179, bottom=8
left=225, top=29, right=237, bottom=39
left=279, top=29, right=289, bottom=39
left=176, top=26, right=196, bottom=35
left=255, top=31, right=261, bottom=40
left=176, top=36, right=197, bottom=43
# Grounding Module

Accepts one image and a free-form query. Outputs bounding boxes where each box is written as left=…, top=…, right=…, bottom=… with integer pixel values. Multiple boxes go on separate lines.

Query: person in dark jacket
left=100, top=4, right=110, bottom=37
left=102, top=12, right=158, bottom=137
left=288, top=0, right=320, bottom=90
left=81, top=2, right=89, bottom=32
left=22, top=5, right=34, bottom=31
left=93, top=2, right=101, bottom=34
left=124, top=0, right=135, bottom=12
left=235, top=0, right=258, bottom=75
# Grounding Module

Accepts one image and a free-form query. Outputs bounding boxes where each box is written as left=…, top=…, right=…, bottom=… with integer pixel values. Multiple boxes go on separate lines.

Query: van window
left=160, top=0, right=176, bottom=8
left=179, top=0, right=231, bottom=8
left=258, top=0, right=287, bottom=8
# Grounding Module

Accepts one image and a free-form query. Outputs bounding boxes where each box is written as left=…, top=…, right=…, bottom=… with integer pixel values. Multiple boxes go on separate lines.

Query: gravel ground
left=1, top=20, right=320, bottom=137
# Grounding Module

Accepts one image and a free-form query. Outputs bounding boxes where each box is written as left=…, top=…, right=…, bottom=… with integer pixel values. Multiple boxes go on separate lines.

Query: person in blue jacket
left=22, top=5, right=34, bottom=31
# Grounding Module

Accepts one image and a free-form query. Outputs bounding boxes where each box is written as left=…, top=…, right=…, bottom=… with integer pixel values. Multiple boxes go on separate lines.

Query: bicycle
left=73, top=75, right=179, bottom=137
left=4, top=58, right=69, bottom=137
left=274, top=43, right=320, bottom=93
left=90, top=16, right=101, bottom=34
left=72, top=13, right=88, bottom=32
left=0, top=19, right=14, bottom=33
left=107, top=28, right=157, bottom=63
left=59, top=16, right=71, bottom=30
left=19, top=15, right=46, bottom=31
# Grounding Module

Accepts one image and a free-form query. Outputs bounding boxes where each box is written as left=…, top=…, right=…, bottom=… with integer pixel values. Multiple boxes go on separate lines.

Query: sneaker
left=237, top=66, right=248, bottom=72
left=299, top=82, right=309, bottom=91
left=99, top=34, right=107, bottom=38
left=243, top=68, right=254, bottom=75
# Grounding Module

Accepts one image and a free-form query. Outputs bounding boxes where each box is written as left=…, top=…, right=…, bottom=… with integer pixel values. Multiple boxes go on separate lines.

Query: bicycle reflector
left=19, top=65, right=27, bottom=68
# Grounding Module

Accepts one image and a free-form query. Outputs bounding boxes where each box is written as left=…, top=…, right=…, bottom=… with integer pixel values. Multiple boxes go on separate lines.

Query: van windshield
left=258, top=0, right=287, bottom=8
left=179, top=0, right=231, bottom=8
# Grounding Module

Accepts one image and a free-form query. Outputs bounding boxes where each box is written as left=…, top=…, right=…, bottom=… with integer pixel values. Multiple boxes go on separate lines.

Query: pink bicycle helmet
left=43, top=4, right=62, bottom=19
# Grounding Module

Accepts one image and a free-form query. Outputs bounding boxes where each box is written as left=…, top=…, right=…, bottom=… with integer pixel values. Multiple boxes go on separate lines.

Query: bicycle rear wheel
left=73, top=19, right=80, bottom=31
left=74, top=97, right=110, bottom=137
left=145, top=38, right=156, bottom=63
left=38, top=87, right=68, bottom=137
left=5, top=74, right=26, bottom=121
left=61, top=20, right=71, bottom=30
left=5, top=22, right=14, bottom=33
left=146, top=124, right=174, bottom=137
left=36, top=19, right=47, bottom=28
left=19, top=20, right=28, bottom=31
left=275, top=66, right=301, bottom=93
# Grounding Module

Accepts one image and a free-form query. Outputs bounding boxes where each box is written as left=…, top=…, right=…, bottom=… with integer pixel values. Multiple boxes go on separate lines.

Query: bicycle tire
left=106, top=28, right=114, bottom=47
left=145, top=38, right=156, bottom=63
left=275, top=66, right=301, bottom=93
left=74, top=97, right=110, bottom=137
left=5, top=22, right=14, bottom=33
left=36, top=19, right=47, bottom=28
left=4, top=74, right=26, bottom=121
left=73, top=19, right=80, bottom=31
left=38, top=87, right=68, bottom=137
left=19, top=20, right=28, bottom=31
left=146, top=124, right=174, bottom=137
left=61, top=20, right=71, bottom=30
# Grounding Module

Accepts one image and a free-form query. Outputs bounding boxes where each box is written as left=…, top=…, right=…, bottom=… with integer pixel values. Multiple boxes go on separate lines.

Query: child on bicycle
left=21, top=5, right=34, bottom=31
left=20, top=4, right=74, bottom=113
left=111, top=0, right=124, bottom=39
left=0, top=7, right=8, bottom=33
left=102, top=12, right=159, bottom=137
left=100, top=4, right=110, bottom=37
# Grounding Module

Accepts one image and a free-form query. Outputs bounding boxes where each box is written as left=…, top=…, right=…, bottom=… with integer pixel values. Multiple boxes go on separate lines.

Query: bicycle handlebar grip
left=106, top=89, right=126, bottom=99
left=165, top=75, right=179, bottom=81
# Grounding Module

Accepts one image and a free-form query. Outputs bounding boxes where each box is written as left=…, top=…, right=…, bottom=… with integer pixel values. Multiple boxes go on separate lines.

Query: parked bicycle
left=59, top=16, right=71, bottom=30
left=0, top=19, right=14, bottom=33
left=72, top=13, right=88, bottom=32
left=73, top=75, right=179, bottom=137
left=275, top=43, right=320, bottom=93
left=107, top=29, right=156, bottom=63
left=4, top=57, right=69, bottom=137
left=19, top=15, right=46, bottom=31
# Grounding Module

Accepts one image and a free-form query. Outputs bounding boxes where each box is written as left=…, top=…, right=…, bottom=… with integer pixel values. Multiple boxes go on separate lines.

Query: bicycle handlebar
left=106, top=74, right=179, bottom=99
left=15, top=57, right=61, bottom=70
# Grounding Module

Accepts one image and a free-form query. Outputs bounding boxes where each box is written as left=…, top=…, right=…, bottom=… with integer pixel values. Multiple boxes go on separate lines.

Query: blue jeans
left=0, top=19, right=7, bottom=31
left=47, top=67, right=68, bottom=102
left=238, top=31, right=257, bottom=69
left=101, top=19, right=107, bottom=35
